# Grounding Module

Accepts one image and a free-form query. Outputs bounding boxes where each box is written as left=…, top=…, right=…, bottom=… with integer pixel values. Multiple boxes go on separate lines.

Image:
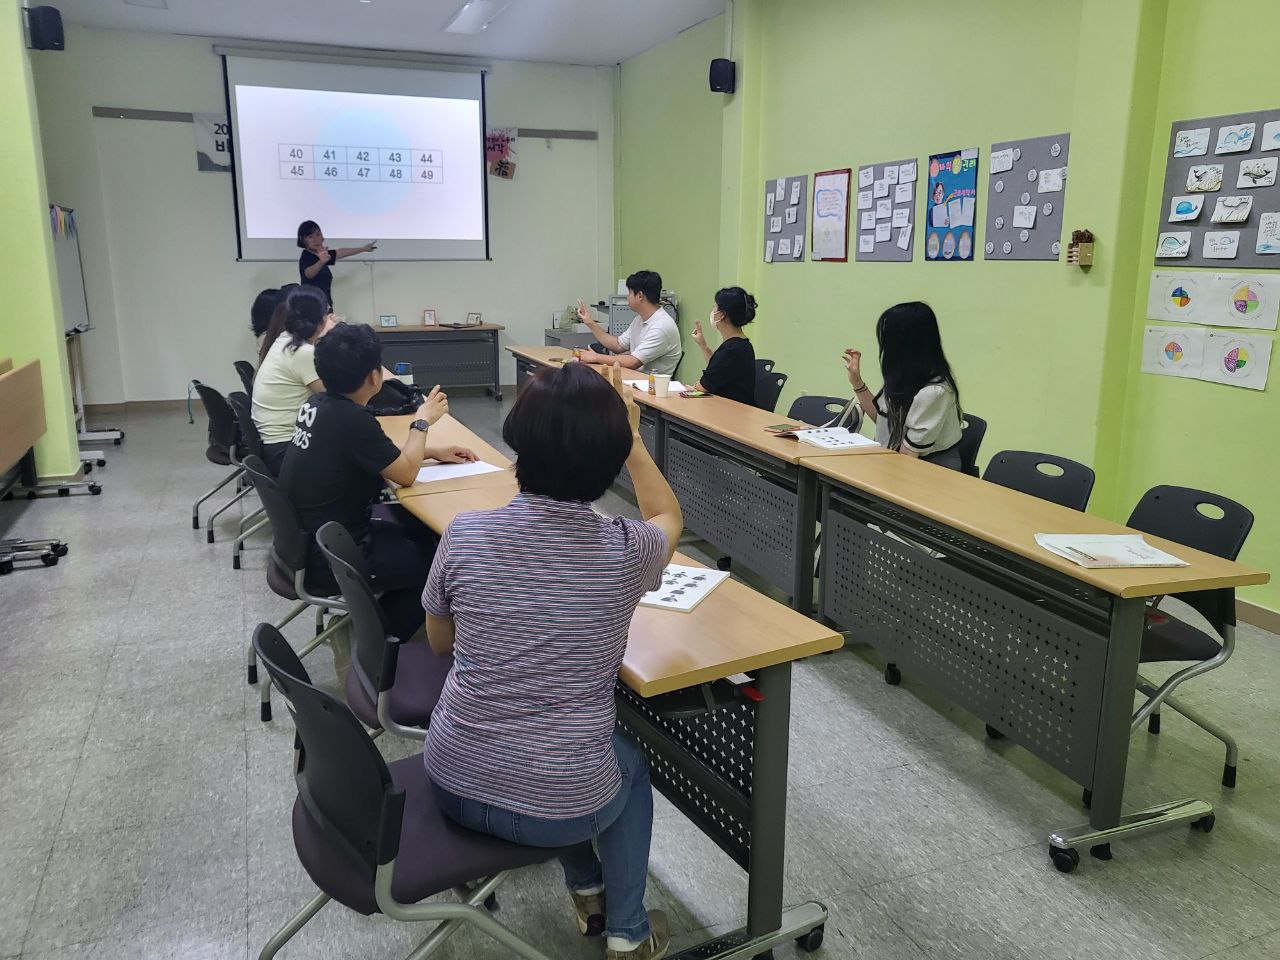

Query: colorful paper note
left=1141, top=325, right=1205, bottom=379
left=1156, top=232, right=1192, bottom=258
left=1237, top=157, right=1278, bottom=188
left=1168, top=195, right=1204, bottom=222
left=1200, top=332, right=1272, bottom=390
left=1261, top=120, right=1280, bottom=152
left=1146, top=271, right=1205, bottom=322
left=1173, top=127, right=1210, bottom=157
left=1186, top=165, right=1224, bottom=192
left=1211, top=196, right=1253, bottom=224
left=1215, top=123, right=1256, bottom=154
left=1203, top=231, right=1240, bottom=259
left=1257, top=213, right=1280, bottom=255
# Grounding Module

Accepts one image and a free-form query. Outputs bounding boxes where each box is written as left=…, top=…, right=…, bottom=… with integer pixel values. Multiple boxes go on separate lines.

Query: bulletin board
left=762, top=175, right=808, bottom=264
left=1155, top=108, right=1280, bottom=269
left=854, top=158, right=917, bottom=262
left=984, top=133, right=1070, bottom=261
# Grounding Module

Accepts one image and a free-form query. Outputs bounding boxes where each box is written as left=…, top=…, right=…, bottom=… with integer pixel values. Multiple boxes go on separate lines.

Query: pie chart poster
left=925, top=149, right=979, bottom=261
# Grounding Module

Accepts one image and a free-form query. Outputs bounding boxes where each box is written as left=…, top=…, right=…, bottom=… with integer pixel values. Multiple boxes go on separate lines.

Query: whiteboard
left=50, top=205, right=91, bottom=334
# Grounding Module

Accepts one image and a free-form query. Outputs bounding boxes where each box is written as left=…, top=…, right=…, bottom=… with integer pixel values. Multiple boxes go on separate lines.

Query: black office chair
left=955, top=413, right=987, bottom=477
left=227, top=392, right=270, bottom=569
left=1126, top=485, right=1254, bottom=788
left=755, top=368, right=788, bottom=412
left=251, top=624, right=563, bottom=960
left=787, top=395, right=861, bottom=431
left=234, top=359, right=256, bottom=396
left=755, top=358, right=775, bottom=375
left=983, top=450, right=1095, bottom=511
left=241, top=454, right=349, bottom=722
left=316, top=521, right=452, bottom=740
left=191, top=380, right=245, bottom=539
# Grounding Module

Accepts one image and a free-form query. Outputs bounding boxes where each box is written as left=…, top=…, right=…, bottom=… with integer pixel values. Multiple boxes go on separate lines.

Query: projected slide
left=232, top=85, right=484, bottom=245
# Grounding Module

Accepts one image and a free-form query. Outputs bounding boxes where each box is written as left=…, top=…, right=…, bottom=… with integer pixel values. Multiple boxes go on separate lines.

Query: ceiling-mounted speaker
left=709, top=58, right=735, bottom=94
left=25, top=6, right=65, bottom=51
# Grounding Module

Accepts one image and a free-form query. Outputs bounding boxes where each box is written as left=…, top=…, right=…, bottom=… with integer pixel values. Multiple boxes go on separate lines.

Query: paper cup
left=653, top=374, right=671, bottom=398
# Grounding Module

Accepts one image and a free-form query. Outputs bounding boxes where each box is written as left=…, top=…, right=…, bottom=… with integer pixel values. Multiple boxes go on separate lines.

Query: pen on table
left=1062, top=544, right=1099, bottom=563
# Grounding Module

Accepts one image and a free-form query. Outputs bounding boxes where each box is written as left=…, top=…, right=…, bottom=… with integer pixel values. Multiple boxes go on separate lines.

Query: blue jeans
left=432, top=730, right=654, bottom=942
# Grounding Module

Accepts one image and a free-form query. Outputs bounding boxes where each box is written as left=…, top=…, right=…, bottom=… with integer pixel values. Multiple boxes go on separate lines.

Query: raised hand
left=418, top=384, right=449, bottom=424
left=692, top=318, right=706, bottom=347
left=842, top=349, right=864, bottom=387
left=576, top=299, right=593, bottom=325
left=609, top=362, right=642, bottom=435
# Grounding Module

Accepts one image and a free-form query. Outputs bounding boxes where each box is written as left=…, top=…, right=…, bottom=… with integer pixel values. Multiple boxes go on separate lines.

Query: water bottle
left=393, top=362, right=414, bottom=386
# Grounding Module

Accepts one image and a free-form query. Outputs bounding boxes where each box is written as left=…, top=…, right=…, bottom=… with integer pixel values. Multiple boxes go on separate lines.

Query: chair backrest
left=192, top=380, right=238, bottom=452
left=234, top=360, right=256, bottom=397
left=754, top=368, right=788, bottom=412
left=983, top=450, right=1096, bottom=511
left=1127, top=485, right=1253, bottom=632
left=955, top=413, right=987, bottom=476
left=316, top=521, right=395, bottom=702
left=755, top=358, right=775, bottom=375
left=787, top=394, right=860, bottom=430
left=242, top=454, right=310, bottom=576
left=252, top=622, right=396, bottom=883
left=227, top=391, right=265, bottom=466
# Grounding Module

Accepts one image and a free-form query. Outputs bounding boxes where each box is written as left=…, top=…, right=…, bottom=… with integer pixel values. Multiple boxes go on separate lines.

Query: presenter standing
left=296, top=219, right=377, bottom=309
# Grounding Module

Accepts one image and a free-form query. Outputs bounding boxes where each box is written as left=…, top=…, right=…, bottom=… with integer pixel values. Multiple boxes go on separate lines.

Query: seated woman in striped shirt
left=421, top=362, right=682, bottom=960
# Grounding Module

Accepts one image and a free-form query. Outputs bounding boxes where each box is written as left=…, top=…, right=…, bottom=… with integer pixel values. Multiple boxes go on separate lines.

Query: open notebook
left=1035, top=534, right=1189, bottom=569
left=639, top=564, right=730, bottom=612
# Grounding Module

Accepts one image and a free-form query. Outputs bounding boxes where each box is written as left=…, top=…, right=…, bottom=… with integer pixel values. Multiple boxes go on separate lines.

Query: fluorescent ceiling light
left=444, top=0, right=513, bottom=34
left=123, top=0, right=169, bottom=8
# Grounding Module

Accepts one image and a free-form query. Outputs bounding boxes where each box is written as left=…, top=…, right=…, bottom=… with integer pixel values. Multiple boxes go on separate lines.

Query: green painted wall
left=1116, top=0, right=1280, bottom=610
left=0, top=3, right=79, bottom=477
left=615, top=16, right=725, bottom=379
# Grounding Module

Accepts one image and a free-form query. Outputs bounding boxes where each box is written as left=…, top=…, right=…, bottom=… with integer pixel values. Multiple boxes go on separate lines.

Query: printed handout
left=1201, top=331, right=1273, bottom=390
left=1141, top=324, right=1205, bottom=379
left=1173, top=127, right=1210, bottom=157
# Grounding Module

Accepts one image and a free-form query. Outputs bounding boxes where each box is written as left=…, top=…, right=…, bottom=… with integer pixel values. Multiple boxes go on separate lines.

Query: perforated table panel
left=821, top=494, right=1109, bottom=787
left=664, top=430, right=799, bottom=596
left=616, top=684, right=756, bottom=870
left=615, top=412, right=659, bottom=493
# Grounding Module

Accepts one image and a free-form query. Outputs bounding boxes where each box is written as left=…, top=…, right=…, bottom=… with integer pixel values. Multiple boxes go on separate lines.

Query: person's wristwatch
left=409, top=419, right=430, bottom=434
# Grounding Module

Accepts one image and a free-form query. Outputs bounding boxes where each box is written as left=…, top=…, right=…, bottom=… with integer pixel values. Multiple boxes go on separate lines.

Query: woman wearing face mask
left=690, top=286, right=758, bottom=407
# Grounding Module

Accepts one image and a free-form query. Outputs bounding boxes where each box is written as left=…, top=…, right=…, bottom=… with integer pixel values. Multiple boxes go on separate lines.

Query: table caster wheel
left=1192, top=814, right=1215, bottom=833
left=796, top=925, right=825, bottom=952
left=0, top=560, right=13, bottom=575
left=54, top=544, right=69, bottom=557
left=83, top=463, right=92, bottom=474
left=884, top=663, right=901, bottom=686
left=41, top=553, right=58, bottom=566
left=26, top=490, right=37, bottom=500
left=96, top=459, right=106, bottom=467
left=716, top=556, right=732, bottom=571
left=1050, top=846, right=1080, bottom=873
left=985, top=723, right=1005, bottom=740
left=58, top=487, right=70, bottom=497
left=89, top=483, right=102, bottom=495
left=1089, top=843, right=1112, bottom=861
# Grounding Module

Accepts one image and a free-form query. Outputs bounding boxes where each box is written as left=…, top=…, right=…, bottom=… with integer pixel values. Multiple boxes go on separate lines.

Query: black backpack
left=365, top=377, right=425, bottom=415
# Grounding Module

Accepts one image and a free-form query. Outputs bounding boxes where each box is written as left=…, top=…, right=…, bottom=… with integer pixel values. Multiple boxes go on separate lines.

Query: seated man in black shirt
left=278, top=322, right=476, bottom=641
left=690, top=286, right=759, bottom=407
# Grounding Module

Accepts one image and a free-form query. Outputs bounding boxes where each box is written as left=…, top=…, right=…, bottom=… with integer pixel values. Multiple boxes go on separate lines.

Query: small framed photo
left=422, top=309, right=437, bottom=325
left=378, top=314, right=398, bottom=328
left=466, top=312, right=483, bottom=326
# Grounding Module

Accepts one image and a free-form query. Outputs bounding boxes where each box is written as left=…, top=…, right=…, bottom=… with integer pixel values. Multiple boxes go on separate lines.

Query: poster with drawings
left=639, top=565, right=730, bottom=613
left=985, top=133, right=1070, bottom=260
left=1155, top=107, right=1280, bottom=268
left=855, top=158, right=916, bottom=262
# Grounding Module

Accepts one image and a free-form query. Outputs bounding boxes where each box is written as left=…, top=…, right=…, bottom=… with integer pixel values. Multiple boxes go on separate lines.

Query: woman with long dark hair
left=691, top=286, right=758, bottom=406
left=252, top=285, right=335, bottom=473
left=843, top=301, right=964, bottom=469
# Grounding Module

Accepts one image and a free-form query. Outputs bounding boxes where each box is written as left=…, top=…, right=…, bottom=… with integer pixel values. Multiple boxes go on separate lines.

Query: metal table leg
left=791, top=470, right=817, bottom=615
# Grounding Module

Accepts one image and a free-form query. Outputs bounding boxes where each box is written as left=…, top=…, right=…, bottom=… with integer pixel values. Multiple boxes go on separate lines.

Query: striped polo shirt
left=422, top=493, right=667, bottom=819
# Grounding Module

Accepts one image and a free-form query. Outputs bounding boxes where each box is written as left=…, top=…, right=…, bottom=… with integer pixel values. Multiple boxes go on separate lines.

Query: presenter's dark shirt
left=298, top=249, right=337, bottom=307
left=699, top=336, right=757, bottom=407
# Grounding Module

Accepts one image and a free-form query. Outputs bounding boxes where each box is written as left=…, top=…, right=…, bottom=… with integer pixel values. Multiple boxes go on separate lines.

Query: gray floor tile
left=24, top=815, right=248, bottom=952
left=0, top=758, right=77, bottom=850
left=18, top=906, right=246, bottom=960
left=0, top=840, right=52, bottom=956
left=812, top=887, right=929, bottom=959
left=249, top=894, right=472, bottom=960
left=1202, top=929, right=1280, bottom=960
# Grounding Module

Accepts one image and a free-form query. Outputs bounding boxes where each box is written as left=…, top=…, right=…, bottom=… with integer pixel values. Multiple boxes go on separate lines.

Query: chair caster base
left=884, top=662, right=901, bottom=686
left=1223, top=765, right=1237, bottom=788
left=1089, top=843, right=1112, bottom=861
left=260, top=701, right=272, bottom=722
left=1148, top=713, right=1161, bottom=735
left=248, top=664, right=258, bottom=685
left=206, top=530, right=215, bottom=544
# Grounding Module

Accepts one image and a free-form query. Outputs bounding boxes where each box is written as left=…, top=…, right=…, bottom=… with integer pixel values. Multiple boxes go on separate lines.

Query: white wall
left=33, top=26, right=615, bottom=402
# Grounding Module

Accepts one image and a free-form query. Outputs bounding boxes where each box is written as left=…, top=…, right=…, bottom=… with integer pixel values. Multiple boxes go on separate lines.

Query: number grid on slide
left=277, top=144, right=444, bottom=184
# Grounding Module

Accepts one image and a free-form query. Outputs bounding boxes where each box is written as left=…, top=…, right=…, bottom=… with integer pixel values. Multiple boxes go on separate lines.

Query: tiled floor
left=1, top=397, right=1278, bottom=960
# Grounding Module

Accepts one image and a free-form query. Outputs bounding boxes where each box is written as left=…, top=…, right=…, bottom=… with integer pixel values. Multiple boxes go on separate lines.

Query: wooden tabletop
left=378, top=414, right=516, bottom=497
left=804, top=453, right=1269, bottom=599
left=505, top=345, right=890, bottom=464
left=395, top=484, right=843, bottom=695
left=381, top=323, right=505, bottom=333
left=0, top=360, right=46, bottom=476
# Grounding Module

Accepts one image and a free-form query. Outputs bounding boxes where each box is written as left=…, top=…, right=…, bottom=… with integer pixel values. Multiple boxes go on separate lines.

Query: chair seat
left=1141, top=609, right=1223, bottom=663
left=345, top=643, right=453, bottom=730
left=206, top=444, right=232, bottom=466
left=267, top=559, right=299, bottom=601
left=293, top=755, right=556, bottom=915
